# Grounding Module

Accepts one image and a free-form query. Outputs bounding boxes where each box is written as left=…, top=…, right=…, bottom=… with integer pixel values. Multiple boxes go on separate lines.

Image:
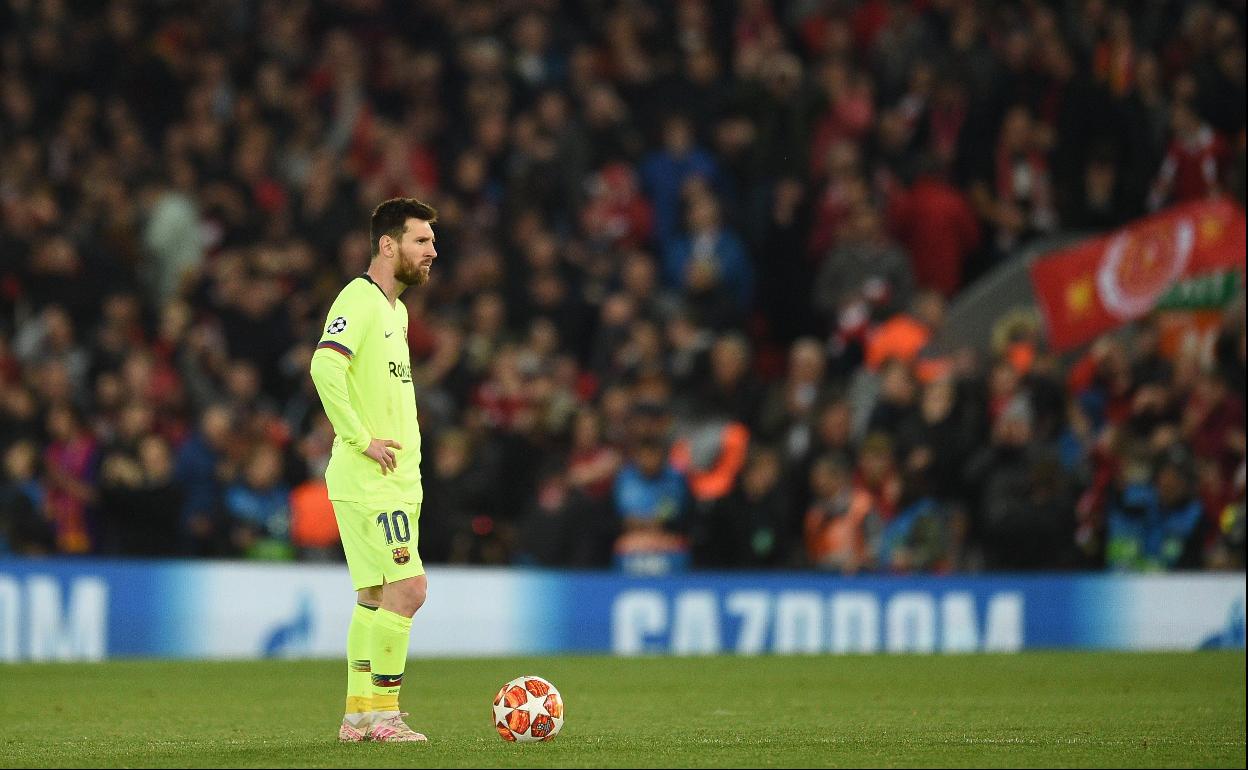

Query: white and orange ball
left=492, top=675, right=564, bottom=743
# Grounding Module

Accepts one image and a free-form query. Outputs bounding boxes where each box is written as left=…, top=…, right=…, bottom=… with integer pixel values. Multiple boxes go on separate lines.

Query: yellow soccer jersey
left=309, top=275, right=422, bottom=508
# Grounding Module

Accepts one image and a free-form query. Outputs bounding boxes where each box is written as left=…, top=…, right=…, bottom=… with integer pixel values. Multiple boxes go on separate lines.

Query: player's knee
left=407, top=582, right=427, bottom=613
left=391, top=577, right=426, bottom=615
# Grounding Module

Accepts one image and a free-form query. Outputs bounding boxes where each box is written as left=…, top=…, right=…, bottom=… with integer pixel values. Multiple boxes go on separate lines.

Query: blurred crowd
left=0, top=0, right=1244, bottom=573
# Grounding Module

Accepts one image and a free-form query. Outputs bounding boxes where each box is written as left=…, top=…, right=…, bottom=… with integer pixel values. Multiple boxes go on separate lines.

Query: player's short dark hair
left=370, top=198, right=437, bottom=256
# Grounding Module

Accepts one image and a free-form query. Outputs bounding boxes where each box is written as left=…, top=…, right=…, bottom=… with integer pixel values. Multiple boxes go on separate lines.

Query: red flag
left=1029, top=199, right=1246, bottom=351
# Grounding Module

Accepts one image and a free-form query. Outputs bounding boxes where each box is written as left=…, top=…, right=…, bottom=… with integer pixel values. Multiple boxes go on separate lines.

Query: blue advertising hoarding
left=0, top=559, right=1242, bottom=662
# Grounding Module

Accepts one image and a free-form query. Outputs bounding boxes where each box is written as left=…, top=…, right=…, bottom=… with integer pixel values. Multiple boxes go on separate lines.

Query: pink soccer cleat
left=338, top=718, right=369, bottom=743
left=367, top=713, right=428, bottom=743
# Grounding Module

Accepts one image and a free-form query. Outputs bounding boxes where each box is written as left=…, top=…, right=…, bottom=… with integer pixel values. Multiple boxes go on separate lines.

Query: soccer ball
left=492, top=675, right=564, bottom=743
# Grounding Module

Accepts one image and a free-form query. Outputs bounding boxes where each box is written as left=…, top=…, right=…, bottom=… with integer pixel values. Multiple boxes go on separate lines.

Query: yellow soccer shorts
left=332, top=500, right=425, bottom=590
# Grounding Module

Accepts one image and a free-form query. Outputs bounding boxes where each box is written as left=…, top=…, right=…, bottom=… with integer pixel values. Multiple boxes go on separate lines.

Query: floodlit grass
left=0, top=651, right=1243, bottom=768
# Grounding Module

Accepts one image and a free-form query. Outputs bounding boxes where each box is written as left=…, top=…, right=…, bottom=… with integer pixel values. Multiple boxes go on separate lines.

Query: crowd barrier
left=0, top=559, right=1242, bottom=661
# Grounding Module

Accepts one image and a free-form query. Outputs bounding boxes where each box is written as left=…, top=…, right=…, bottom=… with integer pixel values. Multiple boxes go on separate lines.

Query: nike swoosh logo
left=385, top=331, right=394, bottom=338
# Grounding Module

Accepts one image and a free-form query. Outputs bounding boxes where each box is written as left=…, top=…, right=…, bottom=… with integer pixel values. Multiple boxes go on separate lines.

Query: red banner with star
left=1029, top=199, right=1246, bottom=351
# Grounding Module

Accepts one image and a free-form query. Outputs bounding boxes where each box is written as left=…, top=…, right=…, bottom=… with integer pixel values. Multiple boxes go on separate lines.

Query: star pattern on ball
left=492, top=700, right=511, bottom=726
left=326, top=316, right=347, bottom=334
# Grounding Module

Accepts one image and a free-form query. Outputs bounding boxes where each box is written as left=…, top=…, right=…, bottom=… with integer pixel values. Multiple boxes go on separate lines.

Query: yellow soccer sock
left=370, top=607, right=413, bottom=715
left=345, top=603, right=376, bottom=725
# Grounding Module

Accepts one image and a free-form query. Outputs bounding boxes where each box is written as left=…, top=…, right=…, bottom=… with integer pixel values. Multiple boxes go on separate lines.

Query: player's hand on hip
left=365, top=438, right=403, bottom=475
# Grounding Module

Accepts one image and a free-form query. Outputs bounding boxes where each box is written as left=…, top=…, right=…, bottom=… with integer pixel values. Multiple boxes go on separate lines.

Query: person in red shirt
left=580, top=162, right=654, bottom=250
left=886, top=162, right=981, bottom=297
left=1149, top=100, right=1229, bottom=210
left=566, top=408, right=622, bottom=503
left=1182, top=369, right=1246, bottom=480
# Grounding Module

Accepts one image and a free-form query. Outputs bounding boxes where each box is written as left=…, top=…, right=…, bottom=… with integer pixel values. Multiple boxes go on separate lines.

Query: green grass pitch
left=1, top=651, right=1243, bottom=768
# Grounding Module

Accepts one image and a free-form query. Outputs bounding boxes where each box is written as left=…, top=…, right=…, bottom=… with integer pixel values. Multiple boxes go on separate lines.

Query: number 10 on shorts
left=376, top=510, right=411, bottom=544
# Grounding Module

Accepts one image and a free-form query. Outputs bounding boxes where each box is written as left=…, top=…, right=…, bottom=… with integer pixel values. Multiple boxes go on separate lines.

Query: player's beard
left=396, top=254, right=429, bottom=287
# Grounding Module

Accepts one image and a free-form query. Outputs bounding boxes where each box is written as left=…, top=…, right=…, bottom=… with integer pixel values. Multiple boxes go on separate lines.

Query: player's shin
left=345, top=603, right=377, bottom=728
left=370, top=607, right=414, bottom=717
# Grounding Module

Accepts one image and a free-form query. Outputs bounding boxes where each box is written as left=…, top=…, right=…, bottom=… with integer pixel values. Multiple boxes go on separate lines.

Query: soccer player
left=309, top=198, right=438, bottom=743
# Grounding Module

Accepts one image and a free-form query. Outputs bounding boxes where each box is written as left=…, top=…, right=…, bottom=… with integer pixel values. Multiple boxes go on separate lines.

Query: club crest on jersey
left=326, top=316, right=347, bottom=334
left=392, top=547, right=411, bottom=565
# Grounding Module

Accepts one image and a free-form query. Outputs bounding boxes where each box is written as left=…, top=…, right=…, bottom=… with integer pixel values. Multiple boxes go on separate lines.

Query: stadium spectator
left=804, top=453, right=879, bottom=573
left=1207, top=462, right=1246, bottom=570
left=673, top=415, right=751, bottom=562
left=692, top=332, right=764, bottom=427
left=98, top=434, right=181, bottom=557
left=885, top=159, right=981, bottom=297
left=224, top=443, right=293, bottom=560
left=965, top=395, right=1076, bottom=570
left=41, top=403, right=97, bottom=554
left=757, top=337, right=833, bottom=458
left=517, top=465, right=578, bottom=567
left=711, top=444, right=791, bottom=568
left=641, top=113, right=721, bottom=252
left=0, top=439, right=54, bottom=555
left=581, top=162, right=654, bottom=251
left=288, top=476, right=340, bottom=561
left=1148, top=100, right=1230, bottom=210
left=813, top=200, right=914, bottom=329
left=613, top=436, right=691, bottom=573
left=1106, top=444, right=1206, bottom=571
left=565, top=408, right=622, bottom=504
left=854, top=431, right=904, bottom=525
left=861, top=291, right=947, bottom=377
left=420, top=428, right=505, bottom=565
left=663, top=186, right=753, bottom=326
left=899, top=375, right=978, bottom=506
left=969, top=104, right=1058, bottom=257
